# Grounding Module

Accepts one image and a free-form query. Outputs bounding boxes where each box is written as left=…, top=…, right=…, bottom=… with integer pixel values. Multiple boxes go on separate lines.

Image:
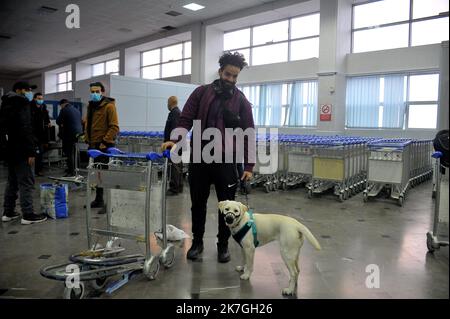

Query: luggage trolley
left=307, top=138, right=367, bottom=202
left=426, top=151, right=449, bottom=252
left=40, top=148, right=175, bottom=299
left=284, top=135, right=315, bottom=190
left=364, top=139, right=411, bottom=206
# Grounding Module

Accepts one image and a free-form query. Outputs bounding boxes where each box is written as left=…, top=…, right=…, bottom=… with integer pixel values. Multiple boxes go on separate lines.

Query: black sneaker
left=217, top=242, right=230, bottom=263
left=21, top=214, right=47, bottom=225
left=97, top=206, right=107, bottom=214
left=187, top=240, right=204, bottom=260
left=90, top=200, right=104, bottom=208
left=2, top=211, right=20, bottom=222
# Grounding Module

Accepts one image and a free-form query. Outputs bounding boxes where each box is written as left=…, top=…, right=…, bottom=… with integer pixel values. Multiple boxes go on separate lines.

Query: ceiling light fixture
left=183, top=3, right=205, bottom=11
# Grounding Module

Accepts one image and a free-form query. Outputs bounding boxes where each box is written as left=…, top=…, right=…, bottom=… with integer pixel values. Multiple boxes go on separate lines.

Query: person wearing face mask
left=56, top=99, right=82, bottom=177
left=30, top=93, right=50, bottom=176
left=161, top=52, right=255, bottom=263
left=0, top=81, right=47, bottom=224
left=84, top=82, right=119, bottom=213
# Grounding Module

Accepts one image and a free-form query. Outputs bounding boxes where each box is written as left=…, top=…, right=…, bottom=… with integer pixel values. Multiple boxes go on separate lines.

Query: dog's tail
left=297, top=223, right=322, bottom=250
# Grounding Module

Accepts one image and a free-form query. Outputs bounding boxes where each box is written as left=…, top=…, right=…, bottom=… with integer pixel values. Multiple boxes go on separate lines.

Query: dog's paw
left=235, top=266, right=245, bottom=272
left=240, top=273, right=250, bottom=280
left=282, top=288, right=296, bottom=296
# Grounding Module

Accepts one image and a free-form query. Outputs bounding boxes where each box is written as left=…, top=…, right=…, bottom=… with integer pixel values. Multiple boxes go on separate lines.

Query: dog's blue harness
left=232, top=209, right=259, bottom=248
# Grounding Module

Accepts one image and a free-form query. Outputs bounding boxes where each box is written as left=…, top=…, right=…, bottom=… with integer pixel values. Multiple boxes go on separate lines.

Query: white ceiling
left=0, top=0, right=279, bottom=76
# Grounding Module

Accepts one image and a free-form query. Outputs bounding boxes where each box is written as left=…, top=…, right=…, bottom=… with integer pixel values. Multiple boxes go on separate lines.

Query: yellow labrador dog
left=218, top=200, right=321, bottom=296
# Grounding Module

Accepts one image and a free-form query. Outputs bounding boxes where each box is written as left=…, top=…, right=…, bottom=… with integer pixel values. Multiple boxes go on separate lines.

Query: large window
left=239, top=80, right=318, bottom=127
left=352, top=0, right=449, bottom=53
left=345, top=73, right=439, bottom=129
left=57, top=70, right=72, bottom=92
left=141, top=41, right=191, bottom=79
left=92, top=58, right=119, bottom=77
left=224, top=13, right=320, bottom=66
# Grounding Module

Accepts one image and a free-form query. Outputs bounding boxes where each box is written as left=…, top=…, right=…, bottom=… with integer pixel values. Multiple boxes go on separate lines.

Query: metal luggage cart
left=363, top=139, right=411, bottom=206
left=363, top=139, right=433, bottom=206
left=40, top=148, right=175, bottom=299
left=409, top=140, right=433, bottom=187
left=284, top=136, right=315, bottom=190
left=307, top=138, right=368, bottom=202
left=427, top=151, right=449, bottom=252
left=48, top=136, right=87, bottom=188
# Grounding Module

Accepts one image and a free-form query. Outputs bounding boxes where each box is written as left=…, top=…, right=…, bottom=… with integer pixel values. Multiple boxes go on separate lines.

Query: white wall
left=203, top=26, right=224, bottom=84
left=110, top=76, right=197, bottom=131
left=238, top=59, right=318, bottom=84
left=346, top=44, right=441, bottom=76
left=438, top=41, right=449, bottom=131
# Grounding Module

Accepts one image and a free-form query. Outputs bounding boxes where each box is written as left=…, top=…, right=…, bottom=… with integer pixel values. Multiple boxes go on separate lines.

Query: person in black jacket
left=56, top=99, right=82, bottom=176
left=30, top=93, right=50, bottom=176
left=164, top=96, right=183, bottom=195
left=0, top=81, right=47, bottom=224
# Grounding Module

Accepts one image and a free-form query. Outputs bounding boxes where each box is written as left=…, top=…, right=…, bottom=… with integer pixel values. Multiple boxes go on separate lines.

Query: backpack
left=433, top=129, right=449, bottom=168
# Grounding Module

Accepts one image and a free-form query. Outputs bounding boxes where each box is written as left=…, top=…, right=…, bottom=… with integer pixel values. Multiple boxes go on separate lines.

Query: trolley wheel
left=161, top=245, right=175, bottom=269
left=344, top=190, right=350, bottom=200
left=63, top=282, right=85, bottom=299
left=264, top=184, right=271, bottom=193
left=144, top=256, right=160, bottom=280
left=89, top=276, right=107, bottom=291
left=363, top=192, right=368, bottom=202
left=426, top=232, right=436, bottom=253
left=397, top=196, right=404, bottom=207
left=307, top=189, right=313, bottom=199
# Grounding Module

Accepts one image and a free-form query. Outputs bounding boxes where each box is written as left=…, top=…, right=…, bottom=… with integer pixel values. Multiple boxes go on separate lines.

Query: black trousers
left=169, top=160, right=184, bottom=193
left=88, top=143, right=112, bottom=202
left=188, top=162, right=238, bottom=244
left=3, top=159, right=35, bottom=216
left=62, top=138, right=76, bottom=174
left=35, top=144, right=44, bottom=174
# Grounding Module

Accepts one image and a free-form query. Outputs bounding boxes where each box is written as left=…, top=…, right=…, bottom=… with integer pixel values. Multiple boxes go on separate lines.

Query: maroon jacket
left=174, top=83, right=256, bottom=172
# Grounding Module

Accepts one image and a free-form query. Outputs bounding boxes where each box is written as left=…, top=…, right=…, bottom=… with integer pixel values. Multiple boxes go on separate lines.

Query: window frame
left=351, top=0, right=449, bottom=53
left=345, top=70, right=440, bottom=130
left=91, top=58, right=120, bottom=77
left=140, top=41, right=192, bottom=79
left=224, top=12, right=320, bottom=66
left=56, top=70, right=72, bottom=92
left=238, top=78, right=319, bottom=127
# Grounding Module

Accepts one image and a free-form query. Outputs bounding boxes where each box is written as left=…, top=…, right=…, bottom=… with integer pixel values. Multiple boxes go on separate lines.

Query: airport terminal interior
left=0, top=0, right=448, bottom=299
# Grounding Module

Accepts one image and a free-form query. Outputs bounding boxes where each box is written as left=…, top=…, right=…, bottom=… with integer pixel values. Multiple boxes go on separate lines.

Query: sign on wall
left=320, top=104, right=332, bottom=121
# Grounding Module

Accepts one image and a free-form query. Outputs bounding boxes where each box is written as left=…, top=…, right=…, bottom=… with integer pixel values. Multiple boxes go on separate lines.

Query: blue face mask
left=90, top=93, right=102, bottom=102
left=36, top=99, right=44, bottom=105
left=24, top=92, right=33, bottom=101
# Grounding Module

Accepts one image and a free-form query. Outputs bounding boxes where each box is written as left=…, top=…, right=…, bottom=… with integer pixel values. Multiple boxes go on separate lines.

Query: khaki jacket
left=85, top=97, right=119, bottom=146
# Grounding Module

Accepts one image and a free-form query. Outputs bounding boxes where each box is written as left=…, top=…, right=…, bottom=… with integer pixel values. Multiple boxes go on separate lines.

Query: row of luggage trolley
left=40, top=147, right=175, bottom=299
left=363, top=139, right=433, bottom=206
left=251, top=134, right=374, bottom=201
left=116, top=131, right=165, bottom=153
left=251, top=134, right=433, bottom=204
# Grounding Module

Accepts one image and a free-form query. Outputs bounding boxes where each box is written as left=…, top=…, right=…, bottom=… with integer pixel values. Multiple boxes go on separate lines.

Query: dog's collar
left=232, top=209, right=259, bottom=248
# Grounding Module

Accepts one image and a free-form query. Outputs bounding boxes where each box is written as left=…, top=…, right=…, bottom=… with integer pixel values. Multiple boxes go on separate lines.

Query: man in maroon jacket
left=162, top=52, right=255, bottom=263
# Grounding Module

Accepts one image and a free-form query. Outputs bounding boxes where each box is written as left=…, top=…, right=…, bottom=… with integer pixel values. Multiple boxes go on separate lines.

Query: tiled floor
left=0, top=165, right=448, bottom=299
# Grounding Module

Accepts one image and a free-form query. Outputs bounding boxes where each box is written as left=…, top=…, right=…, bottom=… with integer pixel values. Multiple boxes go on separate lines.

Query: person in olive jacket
left=84, top=82, right=119, bottom=213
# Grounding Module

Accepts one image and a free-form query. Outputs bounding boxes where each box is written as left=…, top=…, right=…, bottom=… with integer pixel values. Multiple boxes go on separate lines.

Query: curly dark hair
left=219, top=51, right=248, bottom=71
